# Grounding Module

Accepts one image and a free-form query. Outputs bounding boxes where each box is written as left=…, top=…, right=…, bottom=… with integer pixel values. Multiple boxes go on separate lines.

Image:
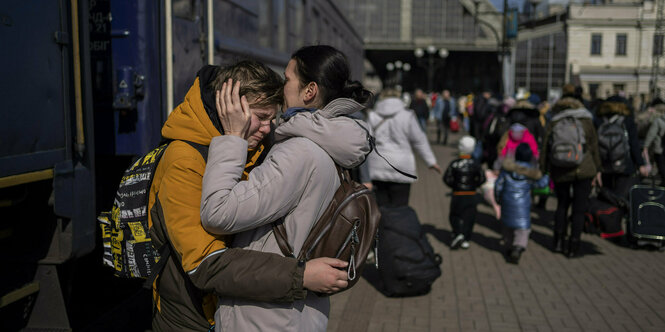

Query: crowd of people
left=120, top=41, right=665, bottom=331
left=403, top=83, right=665, bottom=264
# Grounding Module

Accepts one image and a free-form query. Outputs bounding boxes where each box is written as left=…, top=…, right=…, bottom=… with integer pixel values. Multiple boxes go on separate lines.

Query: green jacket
left=540, top=97, right=601, bottom=183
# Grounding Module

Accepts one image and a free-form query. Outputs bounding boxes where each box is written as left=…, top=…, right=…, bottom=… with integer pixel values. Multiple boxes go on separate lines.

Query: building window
left=654, top=34, right=664, bottom=56
left=591, top=34, right=602, bottom=55
left=613, top=83, right=625, bottom=95
left=588, top=83, right=600, bottom=100
left=616, top=34, right=627, bottom=56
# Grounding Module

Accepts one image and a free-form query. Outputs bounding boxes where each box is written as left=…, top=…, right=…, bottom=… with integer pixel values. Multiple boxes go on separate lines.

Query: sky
left=490, top=0, right=528, bottom=12
left=490, top=0, right=576, bottom=12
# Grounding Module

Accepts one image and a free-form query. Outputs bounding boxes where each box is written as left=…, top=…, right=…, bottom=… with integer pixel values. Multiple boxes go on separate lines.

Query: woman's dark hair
left=291, top=45, right=373, bottom=106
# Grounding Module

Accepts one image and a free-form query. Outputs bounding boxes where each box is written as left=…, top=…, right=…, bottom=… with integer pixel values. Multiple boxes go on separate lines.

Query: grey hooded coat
left=200, top=98, right=370, bottom=332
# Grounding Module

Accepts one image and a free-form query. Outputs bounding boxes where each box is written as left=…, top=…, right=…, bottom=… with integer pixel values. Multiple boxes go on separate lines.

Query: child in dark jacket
left=443, top=136, right=486, bottom=249
left=495, top=143, right=549, bottom=264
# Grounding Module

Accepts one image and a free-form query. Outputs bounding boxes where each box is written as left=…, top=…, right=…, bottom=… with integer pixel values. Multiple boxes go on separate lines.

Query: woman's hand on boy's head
left=216, top=79, right=251, bottom=139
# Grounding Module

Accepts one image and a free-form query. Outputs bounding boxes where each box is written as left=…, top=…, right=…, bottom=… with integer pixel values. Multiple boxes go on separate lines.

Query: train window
left=289, top=0, right=304, bottom=49
left=274, top=0, right=287, bottom=52
left=259, top=0, right=273, bottom=48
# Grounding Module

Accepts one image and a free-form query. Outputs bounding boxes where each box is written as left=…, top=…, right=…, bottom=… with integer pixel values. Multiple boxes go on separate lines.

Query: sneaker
left=451, top=234, right=464, bottom=249
left=507, top=246, right=525, bottom=264
left=460, top=241, right=470, bottom=249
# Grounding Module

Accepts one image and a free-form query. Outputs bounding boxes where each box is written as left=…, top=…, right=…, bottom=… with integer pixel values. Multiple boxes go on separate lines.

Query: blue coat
left=432, top=97, right=457, bottom=121
left=495, top=159, right=549, bottom=229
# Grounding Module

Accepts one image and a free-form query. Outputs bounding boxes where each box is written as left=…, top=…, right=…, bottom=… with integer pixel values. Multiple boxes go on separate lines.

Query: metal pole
left=428, top=55, right=434, bottom=92
left=207, top=0, right=214, bottom=65
left=472, top=2, right=502, bottom=93
left=71, top=0, right=85, bottom=156
left=651, top=0, right=665, bottom=99
left=547, top=34, right=554, bottom=96
left=502, top=0, right=507, bottom=96
left=526, top=39, right=532, bottom=91
left=166, top=0, right=174, bottom=115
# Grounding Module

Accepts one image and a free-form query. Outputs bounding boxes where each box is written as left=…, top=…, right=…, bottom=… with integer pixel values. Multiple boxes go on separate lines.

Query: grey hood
left=551, top=108, right=593, bottom=122
left=274, top=98, right=371, bottom=168
left=373, top=97, right=407, bottom=118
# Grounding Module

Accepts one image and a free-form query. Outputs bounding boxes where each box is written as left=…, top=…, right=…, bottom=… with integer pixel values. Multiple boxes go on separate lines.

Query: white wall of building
left=566, top=3, right=664, bottom=102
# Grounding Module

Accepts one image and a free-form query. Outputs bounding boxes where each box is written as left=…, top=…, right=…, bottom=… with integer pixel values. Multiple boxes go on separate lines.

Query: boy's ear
left=303, top=82, right=318, bottom=104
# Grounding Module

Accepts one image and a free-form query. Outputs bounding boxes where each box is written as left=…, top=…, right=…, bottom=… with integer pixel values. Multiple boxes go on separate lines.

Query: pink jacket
left=501, top=129, right=539, bottom=160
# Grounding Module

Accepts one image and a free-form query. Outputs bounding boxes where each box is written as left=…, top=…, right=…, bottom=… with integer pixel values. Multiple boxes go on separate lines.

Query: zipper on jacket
left=347, top=221, right=360, bottom=281
left=374, top=230, right=379, bottom=269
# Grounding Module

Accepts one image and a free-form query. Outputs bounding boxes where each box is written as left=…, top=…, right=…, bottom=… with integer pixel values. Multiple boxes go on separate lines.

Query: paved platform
left=327, top=128, right=665, bottom=332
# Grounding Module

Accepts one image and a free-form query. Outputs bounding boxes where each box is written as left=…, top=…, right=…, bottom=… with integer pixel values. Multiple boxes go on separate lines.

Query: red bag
left=449, top=117, right=460, bottom=132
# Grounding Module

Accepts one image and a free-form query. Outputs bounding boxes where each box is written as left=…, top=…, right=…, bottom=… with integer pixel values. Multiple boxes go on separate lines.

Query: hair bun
left=342, top=80, right=373, bottom=105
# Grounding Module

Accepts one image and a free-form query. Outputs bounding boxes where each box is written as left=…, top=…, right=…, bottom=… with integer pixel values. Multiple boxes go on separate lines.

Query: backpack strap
left=145, top=139, right=212, bottom=323
left=272, top=166, right=350, bottom=259
left=182, top=140, right=210, bottom=161
left=372, top=113, right=396, bottom=131
left=158, top=138, right=210, bottom=161
left=273, top=217, right=295, bottom=258
left=147, top=140, right=209, bottom=273
left=142, top=244, right=171, bottom=289
left=351, top=119, right=417, bottom=180
left=607, top=114, right=625, bottom=124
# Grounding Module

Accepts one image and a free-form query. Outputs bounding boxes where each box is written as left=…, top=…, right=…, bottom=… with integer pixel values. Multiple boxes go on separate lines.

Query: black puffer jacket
left=507, top=107, right=545, bottom=145
left=443, top=157, right=486, bottom=192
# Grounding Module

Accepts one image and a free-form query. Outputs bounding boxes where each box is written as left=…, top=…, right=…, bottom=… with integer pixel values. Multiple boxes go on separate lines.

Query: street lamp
left=472, top=0, right=510, bottom=96
left=527, top=0, right=542, bottom=20
left=414, top=45, right=448, bottom=93
left=385, top=61, right=410, bottom=87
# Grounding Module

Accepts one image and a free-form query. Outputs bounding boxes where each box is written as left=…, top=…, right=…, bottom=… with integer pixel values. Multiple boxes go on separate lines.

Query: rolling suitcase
left=377, top=206, right=442, bottom=297
left=629, top=181, right=665, bottom=244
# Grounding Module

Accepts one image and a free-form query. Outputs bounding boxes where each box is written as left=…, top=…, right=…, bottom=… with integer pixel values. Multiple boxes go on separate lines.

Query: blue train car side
left=0, top=0, right=364, bottom=330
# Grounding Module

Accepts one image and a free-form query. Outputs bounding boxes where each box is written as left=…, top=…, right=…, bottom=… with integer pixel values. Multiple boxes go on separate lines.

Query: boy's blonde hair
left=211, top=60, right=283, bottom=108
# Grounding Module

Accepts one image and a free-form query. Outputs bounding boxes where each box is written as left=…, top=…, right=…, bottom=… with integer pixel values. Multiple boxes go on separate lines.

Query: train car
left=0, top=0, right=364, bottom=330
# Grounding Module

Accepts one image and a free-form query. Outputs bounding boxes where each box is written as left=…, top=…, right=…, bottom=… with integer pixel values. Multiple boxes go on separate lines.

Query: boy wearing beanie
left=495, top=143, right=549, bottom=264
left=443, top=136, right=486, bottom=249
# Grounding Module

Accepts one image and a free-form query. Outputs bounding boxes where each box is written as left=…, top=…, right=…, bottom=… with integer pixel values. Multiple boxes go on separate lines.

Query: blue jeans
left=418, top=117, right=427, bottom=132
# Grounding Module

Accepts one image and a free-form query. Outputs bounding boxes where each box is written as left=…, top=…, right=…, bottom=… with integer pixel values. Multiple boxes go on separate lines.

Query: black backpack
left=597, top=115, right=629, bottom=174
left=377, top=206, right=442, bottom=297
left=97, top=140, right=207, bottom=286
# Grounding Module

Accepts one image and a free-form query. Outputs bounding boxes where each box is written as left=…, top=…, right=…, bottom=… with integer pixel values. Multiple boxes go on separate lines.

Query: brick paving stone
left=328, top=127, right=665, bottom=331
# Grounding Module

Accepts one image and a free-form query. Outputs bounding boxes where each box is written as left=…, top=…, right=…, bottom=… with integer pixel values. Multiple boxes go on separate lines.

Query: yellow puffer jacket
left=149, top=69, right=306, bottom=331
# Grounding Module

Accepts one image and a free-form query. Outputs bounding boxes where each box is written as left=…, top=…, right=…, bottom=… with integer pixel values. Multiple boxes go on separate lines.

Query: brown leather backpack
left=272, top=165, right=381, bottom=294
